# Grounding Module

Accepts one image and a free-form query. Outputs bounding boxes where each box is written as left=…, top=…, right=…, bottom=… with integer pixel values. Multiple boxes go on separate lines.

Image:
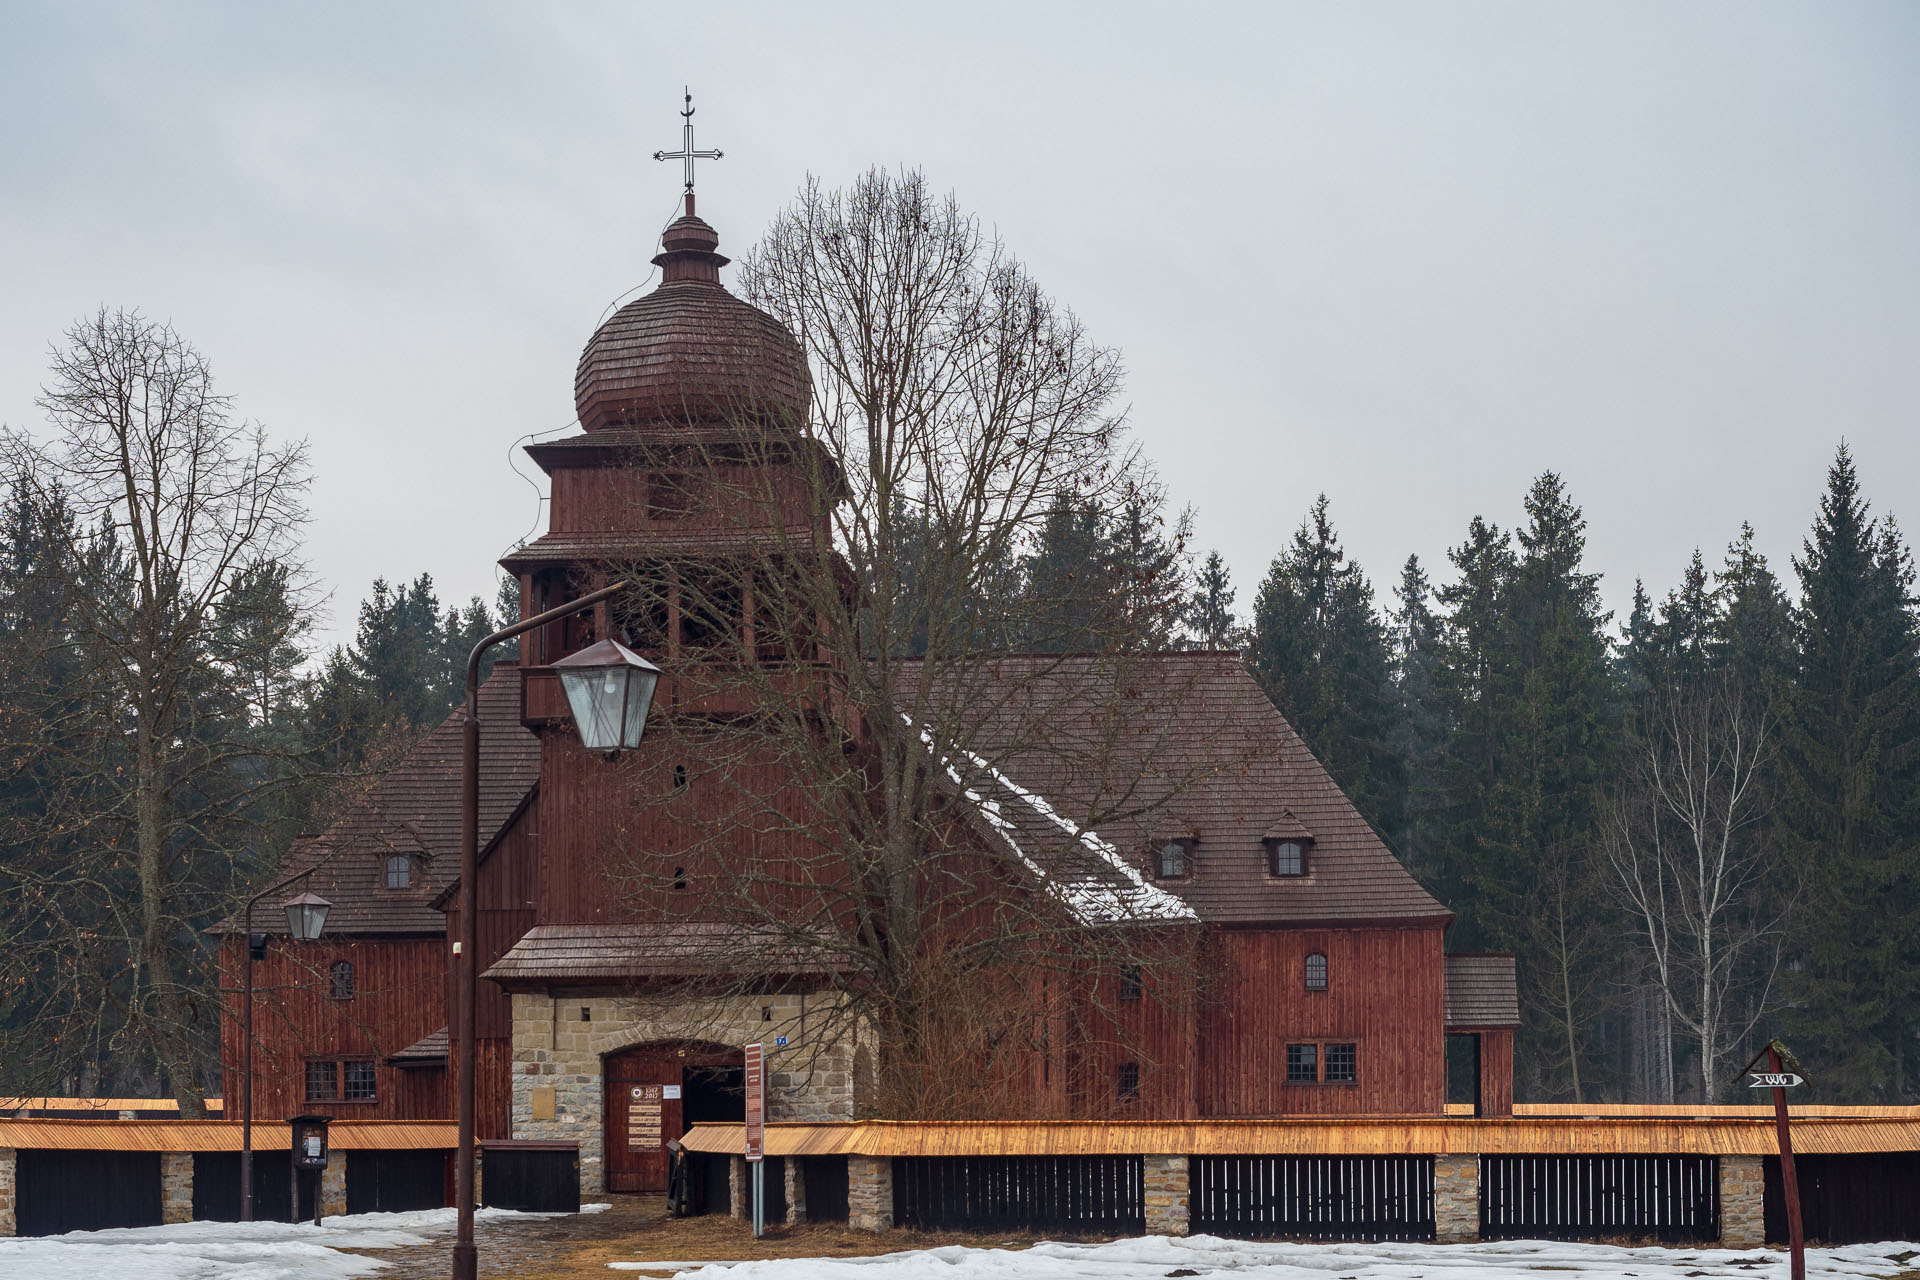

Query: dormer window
left=1270, top=839, right=1307, bottom=877
left=1263, top=812, right=1314, bottom=877
left=385, top=855, right=412, bottom=889
left=1155, top=839, right=1192, bottom=880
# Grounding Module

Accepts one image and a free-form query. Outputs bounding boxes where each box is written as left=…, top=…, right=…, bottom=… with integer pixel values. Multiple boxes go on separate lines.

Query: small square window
left=344, top=1060, right=378, bottom=1101
left=305, top=1060, right=339, bottom=1102
left=1285, top=1042, right=1318, bottom=1084
left=1326, top=1042, right=1357, bottom=1083
left=1119, top=965, right=1143, bottom=1001
left=1156, top=841, right=1190, bottom=880
left=1117, top=1061, right=1141, bottom=1103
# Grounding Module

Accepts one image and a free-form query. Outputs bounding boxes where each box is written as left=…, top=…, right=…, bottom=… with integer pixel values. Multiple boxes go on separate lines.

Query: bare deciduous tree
left=0, top=309, right=310, bottom=1112
left=1602, top=676, right=1788, bottom=1102
left=579, top=171, right=1234, bottom=1117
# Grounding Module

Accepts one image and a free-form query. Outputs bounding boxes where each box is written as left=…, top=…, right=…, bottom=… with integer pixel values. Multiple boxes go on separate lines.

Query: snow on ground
left=0, top=1203, right=607, bottom=1280
left=638, top=1236, right=1920, bottom=1280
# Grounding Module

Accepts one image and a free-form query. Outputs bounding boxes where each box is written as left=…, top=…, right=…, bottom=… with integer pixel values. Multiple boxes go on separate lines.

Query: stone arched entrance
left=603, top=1040, right=742, bottom=1193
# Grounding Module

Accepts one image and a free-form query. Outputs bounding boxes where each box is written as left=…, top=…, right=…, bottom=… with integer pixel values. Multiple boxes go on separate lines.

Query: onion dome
left=573, top=210, right=810, bottom=433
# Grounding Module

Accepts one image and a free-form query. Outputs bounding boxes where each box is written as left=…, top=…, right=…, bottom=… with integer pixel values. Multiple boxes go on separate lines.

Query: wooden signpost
left=744, top=1041, right=766, bottom=1238
left=1735, top=1039, right=1809, bottom=1280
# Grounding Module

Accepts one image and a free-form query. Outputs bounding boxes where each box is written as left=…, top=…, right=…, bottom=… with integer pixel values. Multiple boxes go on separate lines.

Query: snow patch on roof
left=914, top=720, right=1197, bottom=926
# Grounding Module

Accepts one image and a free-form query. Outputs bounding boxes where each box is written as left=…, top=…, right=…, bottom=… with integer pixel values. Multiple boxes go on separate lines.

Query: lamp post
left=240, top=877, right=331, bottom=1222
left=453, top=581, right=656, bottom=1280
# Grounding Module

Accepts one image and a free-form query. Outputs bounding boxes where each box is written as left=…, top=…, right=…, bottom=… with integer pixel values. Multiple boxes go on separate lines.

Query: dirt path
left=361, top=1197, right=1045, bottom=1280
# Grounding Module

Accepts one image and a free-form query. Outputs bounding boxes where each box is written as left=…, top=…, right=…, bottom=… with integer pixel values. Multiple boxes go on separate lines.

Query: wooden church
left=220, top=168, right=1517, bottom=1196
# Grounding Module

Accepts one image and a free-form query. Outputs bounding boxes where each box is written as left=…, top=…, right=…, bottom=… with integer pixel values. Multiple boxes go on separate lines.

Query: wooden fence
left=1479, top=1154, right=1719, bottom=1243
left=1192, top=1155, right=1434, bottom=1241
left=1765, top=1153, right=1920, bottom=1246
left=892, top=1155, right=1143, bottom=1235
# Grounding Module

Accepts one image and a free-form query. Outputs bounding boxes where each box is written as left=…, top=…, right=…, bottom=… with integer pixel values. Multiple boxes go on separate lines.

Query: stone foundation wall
left=1142, top=1154, right=1189, bottom=1236
left=848, top=1153, right=892, bottom=1232
left=1434, top=1153, right=1480, bottom=1243
left=1719, top=1154, right=1764, bottom=1248
left=509, top=991, right=858, bottom=1193
left=0, top=1147, right=15, bottom=1237
left=729, top=1156, right=746, bottom=1221
left=161, top=1152, right=193, bottom=1225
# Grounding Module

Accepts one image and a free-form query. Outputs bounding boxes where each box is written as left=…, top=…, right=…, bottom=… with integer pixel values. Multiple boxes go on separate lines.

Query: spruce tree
left=1428, top=515, right=1515, bottom=931
left=1182, top=550, right=1242, bottom=650
left=1499, top=473, right=1619, bottom=1099
left=1388, top=555, right=1445, bottom=871
left=1776, top=445, right=1920, bottom=1098
left=1105, top=492, right=1190, bottom=651
left=1712, top=523, right=1793, bottom=700
left=1020, top=495, right=1110, bottom=652
left=1249, top=494, right=1401, bottom=835
left=1429, top=476, right=1617, bottom=1099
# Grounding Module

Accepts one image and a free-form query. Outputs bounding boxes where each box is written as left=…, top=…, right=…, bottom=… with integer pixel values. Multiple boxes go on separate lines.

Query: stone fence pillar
left=848, top=1154, right=892, bottom=1232
left=161, top=1152, right=193, bottom=1225
left=729, top=1156, right=747, bottom=1221
left=1434, top=1153, right=1480, bottom=1243
left=321, top=1150, right=348, bottom=1219
left=1719, top=1154, right=1764, bottom=1248
left=0, top=1147, right=16, bottom=1237
left=1142, top=1155, right=1190, bottom=1236
left=783, top=1157, right=807, bottom=1225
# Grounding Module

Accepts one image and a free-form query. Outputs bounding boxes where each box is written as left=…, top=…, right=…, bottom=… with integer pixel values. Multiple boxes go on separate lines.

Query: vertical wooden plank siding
left=1199, top=926, right=1447, bottom=1117
left=218, top=935, right=446, bottom=1123
left=1477, top=1029, right=1514, bottom=1117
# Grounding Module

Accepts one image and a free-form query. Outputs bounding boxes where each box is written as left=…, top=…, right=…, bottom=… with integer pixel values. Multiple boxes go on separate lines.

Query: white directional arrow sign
left=1749, top=1071, right=1805, bottom=1089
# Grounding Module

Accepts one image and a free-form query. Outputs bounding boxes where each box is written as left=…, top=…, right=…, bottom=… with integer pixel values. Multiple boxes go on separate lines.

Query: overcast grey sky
left=3, top=1, right=1916, bottom=650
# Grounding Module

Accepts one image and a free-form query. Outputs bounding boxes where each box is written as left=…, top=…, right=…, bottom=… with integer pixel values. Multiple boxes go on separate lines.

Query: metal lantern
left=282, top=892, right=332, bottom=943
left=552, top=638, right=663, bottom=753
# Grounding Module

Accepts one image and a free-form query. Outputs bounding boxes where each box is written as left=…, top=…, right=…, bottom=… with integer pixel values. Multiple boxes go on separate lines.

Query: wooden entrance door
left=604, top=1047, right=685, bottom=1193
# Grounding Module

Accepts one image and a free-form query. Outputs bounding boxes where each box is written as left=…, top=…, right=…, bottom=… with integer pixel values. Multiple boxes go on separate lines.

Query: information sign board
left=744, top=1041, right=765, bottom=1163
left=627, top=1084, right=663, bottom=1151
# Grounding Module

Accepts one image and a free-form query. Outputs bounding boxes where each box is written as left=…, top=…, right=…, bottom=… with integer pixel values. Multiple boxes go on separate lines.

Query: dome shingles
left=573, top=214, right=810, bottom=432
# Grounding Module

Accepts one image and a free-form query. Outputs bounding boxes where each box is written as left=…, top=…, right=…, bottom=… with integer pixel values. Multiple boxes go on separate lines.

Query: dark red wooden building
left=221, top=188, right=1516, bottom=1195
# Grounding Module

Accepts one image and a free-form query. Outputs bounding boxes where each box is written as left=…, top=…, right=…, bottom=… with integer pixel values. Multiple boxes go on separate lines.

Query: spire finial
left=652, top=87, right=723, bottom=217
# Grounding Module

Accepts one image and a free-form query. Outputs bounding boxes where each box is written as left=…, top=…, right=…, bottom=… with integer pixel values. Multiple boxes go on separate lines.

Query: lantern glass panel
left=283, top=893, right=330, bottom=942
left=554, top=639, right=661, bottom=752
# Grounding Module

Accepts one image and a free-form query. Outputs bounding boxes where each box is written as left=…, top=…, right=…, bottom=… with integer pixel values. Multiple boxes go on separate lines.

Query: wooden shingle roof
left=483, top=923, right=851, bottom=987
left=911, top=653, right=1450, bottom=926
left=573, top=249, right=810, bottom=433
left=1445, top=953, right=1521, bottom=1028
left=222, top=669, right=539, bottom=936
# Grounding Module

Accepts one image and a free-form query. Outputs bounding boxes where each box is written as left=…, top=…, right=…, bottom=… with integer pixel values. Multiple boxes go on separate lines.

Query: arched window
left=329, top=960, right=355, bottom=1000
left=1305, top=952, right=1328, bottom=991
left=385, top=855, right=411, bottom=889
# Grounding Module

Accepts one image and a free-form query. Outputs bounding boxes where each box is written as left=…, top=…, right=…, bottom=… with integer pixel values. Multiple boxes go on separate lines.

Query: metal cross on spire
left=653, top=88, right=722, bottom=215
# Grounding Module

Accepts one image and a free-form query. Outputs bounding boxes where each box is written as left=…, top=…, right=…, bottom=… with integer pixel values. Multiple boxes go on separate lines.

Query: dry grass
left=503, top=1201, right=1049, bottom=1280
